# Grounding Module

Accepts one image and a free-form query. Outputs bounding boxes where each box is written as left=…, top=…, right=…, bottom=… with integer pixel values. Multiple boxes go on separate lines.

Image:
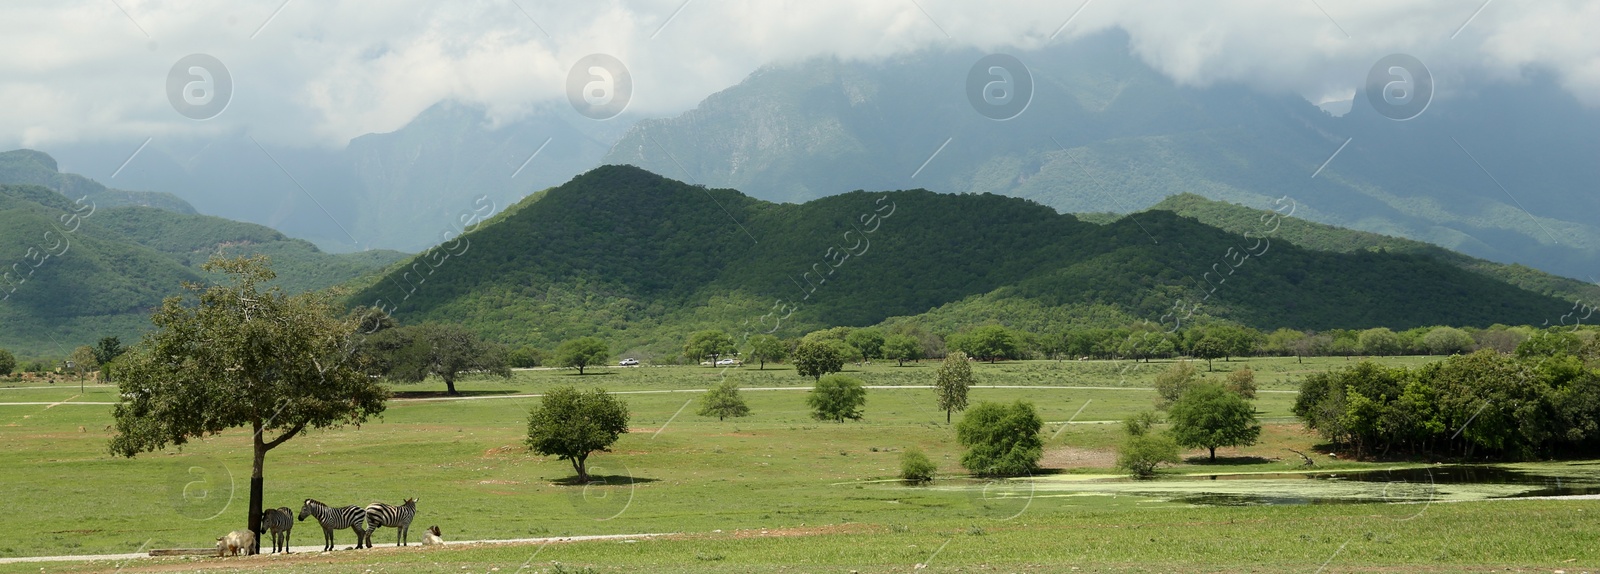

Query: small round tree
left=845, top=328, right=886, bottom=361
left=526, top=386, right=630, bottom=483
left=698, top=379, right=751, bottom=421
left=1168, top=382, right=1261, bottom=462
left=1191, top=336, right=1227, bottom=371
left=684, top=330, right=737, bottom=367
left=807, top=374, right=866, bottom=422
left=955, top=400, right=1043, bottom=477
left=745, top=334, right=787, bottom=369
left=793, top=339, right=845, bottom=380
left=883, top=334, right=922, bottom=366
left=555, top=337, right=610, bottom=375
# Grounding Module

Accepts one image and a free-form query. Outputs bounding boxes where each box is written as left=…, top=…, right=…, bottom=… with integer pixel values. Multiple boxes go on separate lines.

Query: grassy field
left=2, top=356, right=1596, bottom=573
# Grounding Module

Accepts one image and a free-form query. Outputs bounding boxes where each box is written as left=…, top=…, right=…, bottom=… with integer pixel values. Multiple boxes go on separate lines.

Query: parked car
left=716, top=358, right=740, bottom=366
left=619, top=358, right=639, bottom=366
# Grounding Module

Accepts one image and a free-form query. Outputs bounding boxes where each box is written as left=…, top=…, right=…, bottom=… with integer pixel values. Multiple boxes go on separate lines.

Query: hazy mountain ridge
left=603, top=31, right=1600, bottom=279
left=0, top=149, right=196, bottom=214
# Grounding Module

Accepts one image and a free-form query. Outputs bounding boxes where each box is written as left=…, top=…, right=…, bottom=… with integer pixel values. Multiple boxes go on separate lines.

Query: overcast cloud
left=1, top=0, right=1595, bottom=150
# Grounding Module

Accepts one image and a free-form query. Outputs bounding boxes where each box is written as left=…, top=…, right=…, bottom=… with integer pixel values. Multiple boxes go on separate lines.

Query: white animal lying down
left=215, top=529, right=256, bottom=557
left=422, top=525, right=443, bottom=546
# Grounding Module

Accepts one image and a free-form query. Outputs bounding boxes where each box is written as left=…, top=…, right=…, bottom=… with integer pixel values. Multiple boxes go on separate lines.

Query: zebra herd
left=254, top=498, right=423, bottom=553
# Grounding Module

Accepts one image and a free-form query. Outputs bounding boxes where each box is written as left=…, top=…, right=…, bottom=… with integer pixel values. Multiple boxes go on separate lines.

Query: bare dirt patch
left=1040, top=445, right=1117, bottom=469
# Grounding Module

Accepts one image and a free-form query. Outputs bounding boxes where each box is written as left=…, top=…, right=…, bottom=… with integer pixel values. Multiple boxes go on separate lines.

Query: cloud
left=0, top=0, right=1594, bottom=150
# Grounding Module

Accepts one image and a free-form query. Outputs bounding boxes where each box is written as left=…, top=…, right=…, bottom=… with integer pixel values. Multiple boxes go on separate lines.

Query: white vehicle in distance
left=716, top=358, right=740, bottom=366
left=619, top=358, right=640, bottom=366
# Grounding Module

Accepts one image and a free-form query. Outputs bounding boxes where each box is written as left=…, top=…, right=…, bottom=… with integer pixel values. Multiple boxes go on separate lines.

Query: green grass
left=1, top=357, right=1594, bottom=572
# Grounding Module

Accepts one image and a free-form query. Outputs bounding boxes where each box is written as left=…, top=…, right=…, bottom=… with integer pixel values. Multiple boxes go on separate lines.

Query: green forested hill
left=0, top=178, right=407, bottom=357
left=92, top=207, right=407, bottom=294
left=1148, top=193, right=1600, bottom=304
left=354, top=165, right=1574, bottom=358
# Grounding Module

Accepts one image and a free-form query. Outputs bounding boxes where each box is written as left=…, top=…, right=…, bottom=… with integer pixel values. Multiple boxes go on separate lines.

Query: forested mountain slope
left=353, top=165, right=1573, bottom=356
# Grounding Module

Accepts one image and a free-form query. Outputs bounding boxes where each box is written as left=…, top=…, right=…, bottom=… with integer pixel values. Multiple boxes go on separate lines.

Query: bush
left=1118, top=433, right=1180, bottom=478
left=807, top=374, right=866, bottom=422
left=955, top=401, right=1043, bottom=477
left=507, top=345, right=543, bottom=368
left=0, top=349, right=14, bottom=377
left=899, top=448, right=937, bottom=483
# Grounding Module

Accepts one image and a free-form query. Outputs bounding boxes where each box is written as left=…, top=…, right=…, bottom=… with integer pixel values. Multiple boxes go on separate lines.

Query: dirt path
left=0, top=532, right=673, bottom=565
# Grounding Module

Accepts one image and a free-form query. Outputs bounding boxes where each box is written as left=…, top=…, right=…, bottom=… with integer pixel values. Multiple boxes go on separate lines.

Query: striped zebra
left=298, top=498, right=368, bottom=550
left=259, top=506, right=294, bottom=553
left=363, top=498, right=418, bottom=547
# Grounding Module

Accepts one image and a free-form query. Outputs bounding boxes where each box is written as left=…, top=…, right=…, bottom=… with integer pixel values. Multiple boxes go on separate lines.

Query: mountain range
left=352, top=164, right=1577, bottom=359
left=603, top=31, right=1600, bottom=279
left=34, top=31, right=1600, bottom=282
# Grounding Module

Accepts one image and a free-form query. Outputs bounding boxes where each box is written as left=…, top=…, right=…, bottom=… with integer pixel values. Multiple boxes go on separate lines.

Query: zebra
left=363, top=498, right=418, bottom=547
left=298, top=498, right=368, bottom=551
left=259, top=506, right=295, bottom=553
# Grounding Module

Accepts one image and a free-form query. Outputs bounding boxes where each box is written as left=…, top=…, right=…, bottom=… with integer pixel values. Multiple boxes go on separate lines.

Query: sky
left=1, top=0, right=1596, bottom=150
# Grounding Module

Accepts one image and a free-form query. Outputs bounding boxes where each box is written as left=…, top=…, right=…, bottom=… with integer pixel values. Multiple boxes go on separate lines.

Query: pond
left=925, top=462, right=1600, bottom=507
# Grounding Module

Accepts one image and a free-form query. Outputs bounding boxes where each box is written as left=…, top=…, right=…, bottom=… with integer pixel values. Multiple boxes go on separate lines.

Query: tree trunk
left=573, top=453, right=589, bottom=483
left=946, top=408, right=951, bottom=424
left=1209, top=446, right=1216, bottom=462
left=578, top=365, right=585, bottom=375
left=250, top=421, right=266, bottom=555
left=444, top=375, right=458, bottom=396
left=759, top=360, right=765, bottom=370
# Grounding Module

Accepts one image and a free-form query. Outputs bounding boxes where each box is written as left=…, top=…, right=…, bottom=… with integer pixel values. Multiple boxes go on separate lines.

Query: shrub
left=807, top=374, right=866, bottom=422
left=955, top=401, right=1043, bottom=476
left=900, top=448, right=937, bottom=483
left=1118, top=433, right=1180, bottom=478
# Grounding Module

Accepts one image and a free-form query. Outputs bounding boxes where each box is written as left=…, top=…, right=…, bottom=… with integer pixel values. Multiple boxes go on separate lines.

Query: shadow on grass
left=391, top=389, right=520, bottom=399
left=562, top=371, right=617, bottom=376
left=550, top=474, right=660, bottom=486
left=1182, top=455, right=1274, bottom=466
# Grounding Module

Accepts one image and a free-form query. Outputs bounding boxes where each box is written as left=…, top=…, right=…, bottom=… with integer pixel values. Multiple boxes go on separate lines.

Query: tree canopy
left=1294, top=350, right=1600, bottom=460
left=807, top=374, right=866, bottom=422
left=934, top=351, right=973, bottom=423
left=525, top=386, right=630, bottom=483
left=883, top=334, right=922, bottom=366
left=793, top=339, right=845, bottom=380
left=845, top=328, right=886, bottom=360
left=698, top=379, right=751, bottom=421
left=684, top=330, right=737, bottom=366
left=745, top=334, right=787, bottom=369
left=554, top=337, right=610, bottom=375
left=955, top=400, right=1043, bottom=477
left=371, top=323, right=511, bottom=395
left=0, top=348, right=14, bottom=376
left=108, top=255, right=388, bottom=552
left=1168, top=382, right=1261, bottom=461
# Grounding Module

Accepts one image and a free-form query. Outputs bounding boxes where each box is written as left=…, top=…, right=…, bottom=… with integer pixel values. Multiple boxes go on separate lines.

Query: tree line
left=1293, top=332, right=1600, bottom=460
